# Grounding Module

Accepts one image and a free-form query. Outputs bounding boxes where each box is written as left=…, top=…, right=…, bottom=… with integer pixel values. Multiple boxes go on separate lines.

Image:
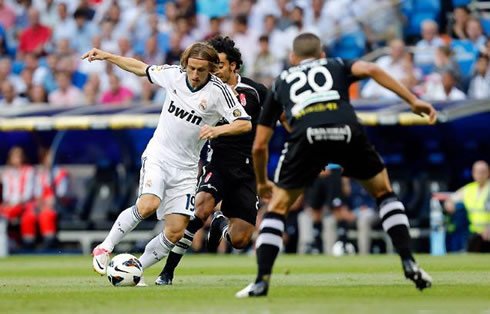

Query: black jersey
left=259, top=58, right=359, bottom=138
left=209, top=76, right=268, bottom=165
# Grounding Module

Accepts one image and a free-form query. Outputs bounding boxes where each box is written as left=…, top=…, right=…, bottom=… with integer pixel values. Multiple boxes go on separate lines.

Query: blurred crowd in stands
left=0, top=0, right=489, bottom=109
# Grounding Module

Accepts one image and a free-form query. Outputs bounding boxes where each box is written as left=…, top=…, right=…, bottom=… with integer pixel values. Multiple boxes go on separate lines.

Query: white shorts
left=138, top=155, right=197, bottom=220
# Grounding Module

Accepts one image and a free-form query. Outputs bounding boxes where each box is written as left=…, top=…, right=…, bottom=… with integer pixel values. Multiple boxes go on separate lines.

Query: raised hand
left=81, top=48, right=111, bottom=62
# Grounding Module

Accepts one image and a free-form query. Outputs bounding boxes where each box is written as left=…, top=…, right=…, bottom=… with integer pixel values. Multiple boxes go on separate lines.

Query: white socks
left=100, top=206, right=143, bottom=252
left=99, top=205, right=176, bottom=270
left=139, top=233, right=175, bottom=269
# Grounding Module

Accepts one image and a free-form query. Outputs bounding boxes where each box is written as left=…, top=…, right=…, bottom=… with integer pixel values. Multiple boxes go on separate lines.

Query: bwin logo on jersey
left=168, top=101, right=203, bottom=125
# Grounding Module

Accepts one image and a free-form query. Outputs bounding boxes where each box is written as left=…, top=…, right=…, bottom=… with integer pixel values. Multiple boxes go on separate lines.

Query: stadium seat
left=157, top=32, right=170, bottom=53
left=6, top=45, right=16, bottom=58
left=413, top=0, right=440, bottom=11
left=481, top=17, right=490, bottom=36
left=452, top=0, right=471, bottom=6
left=156, top=3, right=167, bottom=15
left=406, top=12, right=439, bottom=36
left=402, top=0, right=440, bottom=36
left=450, top=40, right=479, bottom=77
left=416, top=62, right=436, bottom=76
left=330, top=32, right=366, bottom=60
left=72, top=71, right=88, bottom=89
left=11, top=60, right=24, bottom=75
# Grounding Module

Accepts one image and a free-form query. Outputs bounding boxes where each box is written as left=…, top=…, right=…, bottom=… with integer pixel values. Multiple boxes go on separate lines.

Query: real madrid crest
left=152, top=65, right=164, bottom=72
left=233, top=109, right=241, bottom=117
left=199, top=99, right=207, bottom=110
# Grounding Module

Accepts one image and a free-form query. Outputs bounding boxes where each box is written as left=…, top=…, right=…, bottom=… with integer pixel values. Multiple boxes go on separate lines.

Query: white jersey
left=145, top=64, right=250, bottom=169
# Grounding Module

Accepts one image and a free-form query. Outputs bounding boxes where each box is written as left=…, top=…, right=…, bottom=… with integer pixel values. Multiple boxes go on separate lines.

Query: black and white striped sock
left=255, top=212, right=285, bottom=283
left=377, top=192, right=414, bottom=261
left=172, top=230, right=194, bottom=255
left=163, top=217, right=204, bottom=275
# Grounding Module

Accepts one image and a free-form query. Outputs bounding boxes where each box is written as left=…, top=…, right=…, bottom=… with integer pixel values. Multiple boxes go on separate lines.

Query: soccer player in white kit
left=81, top=42, right=252, bottom=277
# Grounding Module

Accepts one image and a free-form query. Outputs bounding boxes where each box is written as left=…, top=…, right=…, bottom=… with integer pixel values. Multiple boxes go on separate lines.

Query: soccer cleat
left=402, top=259, right=432, bottom=291
left=92, top=245, right=110, bottom=275
left=235, top=281, right=269, bottom=298
left=207, top=211, right=226, bottom=252
left=155, top=272, right=173, bottom=286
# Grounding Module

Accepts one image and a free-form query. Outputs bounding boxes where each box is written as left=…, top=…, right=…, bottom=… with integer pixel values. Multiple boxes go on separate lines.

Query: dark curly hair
left=208, top=36, right=243, bottom=71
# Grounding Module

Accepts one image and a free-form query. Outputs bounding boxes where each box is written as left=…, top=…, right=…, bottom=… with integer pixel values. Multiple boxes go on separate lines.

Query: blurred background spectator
left=425, top=68, right=467, bottom=101
left=414, top=19, right=446, bottom=65
left=48, top=71, right=83, bottom=106
left=33, top=147, right=69, bottom=250
left=0, top=0, right=485, bottom=104
left=0, top=147, right=35, bottom=249
left=0, top=0, right=16, bottom=32
left=0, top=80, right=26, bottom=107
left=468, top=54, right=490, bottom=99
left=450, top=6, right=471, bottom=40
left=361, top=39, right=408, bottom=100
left=18, top=7, right=51, bottom=58
left=444, top=160, right=490, bottom=252
left=251, top=35, right=282, bottom=87
left=100, top=73, right=135, bottom=105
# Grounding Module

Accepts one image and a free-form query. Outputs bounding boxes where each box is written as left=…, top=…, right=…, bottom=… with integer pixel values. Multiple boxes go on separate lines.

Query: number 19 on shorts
left=185, top=194, right=195, bottom=212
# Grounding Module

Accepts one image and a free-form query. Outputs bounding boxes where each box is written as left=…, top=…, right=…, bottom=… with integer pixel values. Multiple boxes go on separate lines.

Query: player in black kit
left=236, top=33, right=436, bottom=297
left=155, top=36, right=267, bottom=285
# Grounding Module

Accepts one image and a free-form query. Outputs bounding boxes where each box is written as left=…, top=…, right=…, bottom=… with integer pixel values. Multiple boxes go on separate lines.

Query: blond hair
left=180, top=42, right=219, bottom=73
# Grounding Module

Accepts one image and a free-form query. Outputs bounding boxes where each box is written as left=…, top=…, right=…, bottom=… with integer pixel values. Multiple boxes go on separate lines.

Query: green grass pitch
left=1, top=254, right=489, bottom=313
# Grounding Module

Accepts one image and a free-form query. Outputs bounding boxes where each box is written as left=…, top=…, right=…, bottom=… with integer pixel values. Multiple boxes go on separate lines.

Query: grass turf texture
left=1, top=254, right=489, bottom=314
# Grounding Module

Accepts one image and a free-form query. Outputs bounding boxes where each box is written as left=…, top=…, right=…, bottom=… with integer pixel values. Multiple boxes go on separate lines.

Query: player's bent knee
left=268, top=197, right=291, bottom=215
left=268, top=206, right=288, bottom=216
left=164, top=228, right=185, bottom=243
left=228, top=220, right=254, bottom=249
left=194, top=192, right=215, bottom=219
left=230, top=236, right=251, bottom=249
left=373, top=187, right=393, bottom=199
left=136, top=196, right=160, bottom=218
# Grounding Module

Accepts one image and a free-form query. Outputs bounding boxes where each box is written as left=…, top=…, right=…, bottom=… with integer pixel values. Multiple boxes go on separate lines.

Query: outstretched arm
left=81, top=48, right=148, bottom=76
left=351, top=60, right=437, bottom=123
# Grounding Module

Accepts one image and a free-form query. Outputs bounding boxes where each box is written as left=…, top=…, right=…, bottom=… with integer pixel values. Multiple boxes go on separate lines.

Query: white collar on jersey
left=299, top=58, right=315, bottom=64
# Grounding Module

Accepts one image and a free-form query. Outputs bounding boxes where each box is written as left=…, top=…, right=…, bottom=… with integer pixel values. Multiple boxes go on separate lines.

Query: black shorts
left=274, top=122, right=385, bottom=190
left=197, top=163, right=258, bottom=225
left=305, top=170, right=343, bottom=210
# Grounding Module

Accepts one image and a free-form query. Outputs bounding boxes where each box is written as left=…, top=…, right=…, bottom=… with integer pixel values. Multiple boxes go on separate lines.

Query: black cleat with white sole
left=235, top=281, right=269, bottom=298
left=155, top=272, right=173, bottom=286
left=402, top=259, right=432, bottom=291
left=207, top=211, right=226, bottom=253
